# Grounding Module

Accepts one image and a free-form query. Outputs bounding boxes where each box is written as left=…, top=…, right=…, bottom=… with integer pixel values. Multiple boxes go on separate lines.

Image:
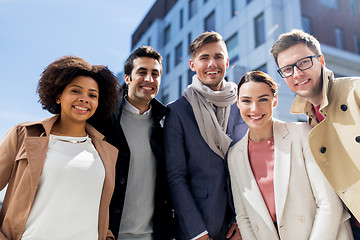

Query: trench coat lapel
left=273, top=120, right=291, bottom=224
left=23, top=116, right=58, bottom=191
left=236, top=132, right=278, bottom=235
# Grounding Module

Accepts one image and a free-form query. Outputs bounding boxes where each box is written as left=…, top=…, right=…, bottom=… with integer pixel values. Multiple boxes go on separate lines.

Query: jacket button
left=356, top=136, right=360, bottom=143
left=320, top=147, right=327, bottom=154
left=340, top=104, right=348, bottom=111
left=120, top=178, right=126, bottom=184
left=114, top=208, right=121, bottom=214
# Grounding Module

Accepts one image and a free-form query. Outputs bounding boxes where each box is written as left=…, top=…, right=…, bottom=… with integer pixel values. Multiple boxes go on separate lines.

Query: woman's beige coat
left=228, top=119, right=353, bottom=240
left=0, top=115, right=118, bottom=240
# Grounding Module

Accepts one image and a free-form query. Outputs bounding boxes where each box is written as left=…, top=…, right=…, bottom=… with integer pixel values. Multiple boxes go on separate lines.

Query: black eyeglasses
left=277, top=55, right=321, bottom=78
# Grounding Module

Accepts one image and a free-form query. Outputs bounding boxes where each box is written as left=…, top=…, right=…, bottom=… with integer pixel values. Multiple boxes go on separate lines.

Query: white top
left=22, top=134, right=105, bottom=240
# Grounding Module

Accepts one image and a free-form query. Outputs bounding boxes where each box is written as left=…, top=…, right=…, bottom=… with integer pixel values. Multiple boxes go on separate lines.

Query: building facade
left=130, top=0, right=360, bottom=121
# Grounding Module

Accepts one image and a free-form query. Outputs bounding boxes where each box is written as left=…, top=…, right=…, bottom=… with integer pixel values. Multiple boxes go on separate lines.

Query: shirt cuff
left=191, top=230, right=208, bottom=240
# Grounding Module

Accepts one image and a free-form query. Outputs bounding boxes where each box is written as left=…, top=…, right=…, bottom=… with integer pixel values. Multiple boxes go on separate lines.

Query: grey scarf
left=183, top=75, right=237, bottom=159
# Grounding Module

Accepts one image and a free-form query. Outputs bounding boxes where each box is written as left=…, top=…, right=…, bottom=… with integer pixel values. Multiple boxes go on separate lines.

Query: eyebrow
left=70, top=84, right=99, bottom=93
left=239, top=94, right=271, bottom=99
left=136, top=67, right=160, bottom=73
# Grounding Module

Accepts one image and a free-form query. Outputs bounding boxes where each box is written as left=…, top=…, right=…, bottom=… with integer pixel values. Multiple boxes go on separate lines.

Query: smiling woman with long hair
left=227, top=71, right=353, bottom=240
left=0, top=56, right=120, bottom=240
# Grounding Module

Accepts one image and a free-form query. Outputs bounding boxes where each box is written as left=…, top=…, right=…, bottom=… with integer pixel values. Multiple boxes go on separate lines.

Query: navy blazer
left=164, top=96, right=247, bottom=239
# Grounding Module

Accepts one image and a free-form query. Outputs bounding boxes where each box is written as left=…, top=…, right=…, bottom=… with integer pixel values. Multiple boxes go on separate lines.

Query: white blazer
left=228, top=119, right=353, bottom=240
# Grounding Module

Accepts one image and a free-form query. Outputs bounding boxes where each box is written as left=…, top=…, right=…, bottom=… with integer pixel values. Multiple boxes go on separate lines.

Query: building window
left=301, top=16, right=312, bottom=34
left=180, top=9, right=184, bottom=29
left=231, top=0, right=238, bottom=17
left=188, top=32, right=192, bottom=55
left=255, top=64, right=267, bottom=73
left=247, top=0, right=254, bottom=4
left=164, top=24, right=171, bottom=46
left=226, top=33, right=239, bottom=65
left=189, top=0, right=197, bottom=19
left=335, top=28, right=345, bottom=50
left=204, top=10, right=215, bottom=32
left=350, top=0, right=358, bottom=16
left=355, top=34, right=360, bottom=55
left=254, top=12, right=265, bottom=47
left=175, top=42, right=183, bottom=66
left=166, top=54, right=170, bottom=74
left=188, top=68, right=195, bottom=85
left=178, top=75, right=183, bottom=97
left=321, top=0, right=339, bottom=9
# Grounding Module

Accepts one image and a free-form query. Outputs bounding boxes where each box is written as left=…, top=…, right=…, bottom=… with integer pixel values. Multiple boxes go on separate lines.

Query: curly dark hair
left=37, top=56, right=120, bottom=119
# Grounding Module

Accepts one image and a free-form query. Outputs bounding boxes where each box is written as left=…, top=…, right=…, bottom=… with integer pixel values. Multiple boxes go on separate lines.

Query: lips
left=205, top=70, right=220, bottom=76
left=248, top=115, right=264, bottom=120
left=295, top=78, right=310, bottom=86
left=73, top=105, right=89, bottom=112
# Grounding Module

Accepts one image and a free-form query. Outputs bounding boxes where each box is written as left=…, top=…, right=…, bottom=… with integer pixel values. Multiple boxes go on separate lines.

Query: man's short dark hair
left=124, top=46, right=163, bottom=76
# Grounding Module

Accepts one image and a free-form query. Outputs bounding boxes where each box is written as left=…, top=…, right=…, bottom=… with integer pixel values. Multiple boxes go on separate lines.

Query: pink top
left=313, top=104, right=325, bottom=123
left=248, top=137, right=276, bottom=222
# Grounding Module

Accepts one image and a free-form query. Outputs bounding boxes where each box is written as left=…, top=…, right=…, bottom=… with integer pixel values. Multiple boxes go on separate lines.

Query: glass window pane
left=226, top=33, right=239, bottom=64
left=335, top=28, right=345, bottom=50
left=301, top=16, right=312, bottom=34
left=204, top=10, right=215, bottom=32
left=255, top=12, right=265, bottom=47
left=175, top=42, right=183, bottom=65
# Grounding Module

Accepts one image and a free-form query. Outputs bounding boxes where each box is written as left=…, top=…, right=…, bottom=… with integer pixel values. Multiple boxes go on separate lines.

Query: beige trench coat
left=0, top=115, right=118, bottom=240
left=291, top=67, right=360, bottom=222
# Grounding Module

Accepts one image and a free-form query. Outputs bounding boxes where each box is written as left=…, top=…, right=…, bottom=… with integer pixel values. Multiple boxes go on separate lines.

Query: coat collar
left=21, top=114, right=106, bottom=141
left=117, top=90, right=169, bottom=124
left=290, top=67, right=333, bottom=115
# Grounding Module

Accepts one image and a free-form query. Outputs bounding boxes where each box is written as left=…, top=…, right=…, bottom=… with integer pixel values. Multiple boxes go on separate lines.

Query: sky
left=0, top=0, right=156, bottom=140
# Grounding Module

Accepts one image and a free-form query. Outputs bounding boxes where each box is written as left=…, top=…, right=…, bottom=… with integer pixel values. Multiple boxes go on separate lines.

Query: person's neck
left=307, top=94, right=323, bottom=107
left=126, top=96, right=151, bottom=114
left=248, top=121, right=274, bottom=143
left=51, top=118, right=87, bottom=137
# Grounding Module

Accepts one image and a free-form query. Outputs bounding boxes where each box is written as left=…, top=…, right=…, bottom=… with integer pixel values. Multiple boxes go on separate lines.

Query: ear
left=56, top=95, right=61, bottom=104
left=319, top=55, right=325, bottom=67
left=124, top=74, right=131, bottom=86
left=273, top=93, right=278, bottom=108
left=189, top=59, right=195, bottom=71
left=236, top=97, right=241, bottom=109
left=225, top=56, right=229, bottom=69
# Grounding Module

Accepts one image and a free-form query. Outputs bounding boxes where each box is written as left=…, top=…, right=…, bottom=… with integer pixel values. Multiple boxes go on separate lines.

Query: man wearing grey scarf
left=184, top=75, right=237, bottom=159
left=164, top=31, right=248, bottom=240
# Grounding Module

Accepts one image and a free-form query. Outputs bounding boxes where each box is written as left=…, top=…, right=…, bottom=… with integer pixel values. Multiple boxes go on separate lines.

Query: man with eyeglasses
left=271, top=29, right=360, bottom=239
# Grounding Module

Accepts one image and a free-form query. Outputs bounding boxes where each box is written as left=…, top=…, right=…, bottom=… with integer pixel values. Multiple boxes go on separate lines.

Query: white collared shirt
left=123, top=97, right=152, bottom=116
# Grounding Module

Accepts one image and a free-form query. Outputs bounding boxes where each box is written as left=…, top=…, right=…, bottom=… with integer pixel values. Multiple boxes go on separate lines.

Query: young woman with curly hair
left=0, top=56, right=120, bottom=240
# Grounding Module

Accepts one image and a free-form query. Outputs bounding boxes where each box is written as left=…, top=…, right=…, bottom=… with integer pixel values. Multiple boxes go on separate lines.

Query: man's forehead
left=133, top=57, right=161, bottom=70
left=196, top=45, right=227, bottom=57
left=278, top=44, right=315, bottom=66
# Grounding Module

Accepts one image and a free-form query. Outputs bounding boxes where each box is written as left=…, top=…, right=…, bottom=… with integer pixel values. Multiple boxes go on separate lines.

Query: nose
left=250, top=102, right=259, bottom=111
left=208, top=58, right=216, bottom=68
left=293, top=66, right=304, bottom=78
left=144, top=73, right=154, bottom=82
left=79, top=94, right=89, bottom=103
